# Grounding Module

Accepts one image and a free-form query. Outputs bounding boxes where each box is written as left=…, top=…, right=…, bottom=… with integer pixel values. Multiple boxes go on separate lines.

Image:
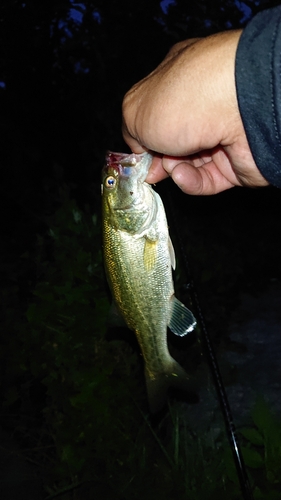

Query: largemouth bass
left=102, top=151, right=196, bottom=412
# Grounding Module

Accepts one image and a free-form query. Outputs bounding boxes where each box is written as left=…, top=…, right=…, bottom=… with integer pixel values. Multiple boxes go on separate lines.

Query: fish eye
left=105, top=176, right=116, bottom=189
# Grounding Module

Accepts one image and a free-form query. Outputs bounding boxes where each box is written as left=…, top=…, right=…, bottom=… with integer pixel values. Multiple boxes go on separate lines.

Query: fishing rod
left=164, top=183, right=254, bottom=500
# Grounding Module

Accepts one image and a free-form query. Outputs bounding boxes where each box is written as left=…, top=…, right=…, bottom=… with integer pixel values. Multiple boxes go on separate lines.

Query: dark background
left=1, top=1, right=281, bottom=499
left=2, top=0, right=281, bottom=314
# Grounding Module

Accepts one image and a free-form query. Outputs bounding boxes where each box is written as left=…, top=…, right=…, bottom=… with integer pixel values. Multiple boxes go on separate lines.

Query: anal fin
left=168, top=296, right=196, bottom=337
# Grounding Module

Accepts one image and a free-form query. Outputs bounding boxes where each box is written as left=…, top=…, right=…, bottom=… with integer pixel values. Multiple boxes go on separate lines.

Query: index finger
left=145, top=154, right=169, bottom=183
left=121, top=115, right=147, bottom=154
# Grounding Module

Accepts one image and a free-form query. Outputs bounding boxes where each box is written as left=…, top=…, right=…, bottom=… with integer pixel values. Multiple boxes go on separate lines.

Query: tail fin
left=145, top=358, right=196, bottom=413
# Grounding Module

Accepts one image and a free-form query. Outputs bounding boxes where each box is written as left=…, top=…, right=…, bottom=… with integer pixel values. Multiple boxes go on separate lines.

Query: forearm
left=235, top=6, right=281, bottom=189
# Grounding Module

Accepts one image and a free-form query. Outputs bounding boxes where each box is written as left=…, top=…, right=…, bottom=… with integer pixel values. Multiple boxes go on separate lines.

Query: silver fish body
left=102, top=151, right=196, bottom=412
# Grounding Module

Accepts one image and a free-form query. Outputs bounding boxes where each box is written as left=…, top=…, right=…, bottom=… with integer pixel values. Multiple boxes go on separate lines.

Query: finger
left=122, top=120, right=147, bottom=154
left=162, top=155, right=200, bottom=172
left=146, top=155, right=169, bottom=183
left=169, top=161, right=235, bottom=195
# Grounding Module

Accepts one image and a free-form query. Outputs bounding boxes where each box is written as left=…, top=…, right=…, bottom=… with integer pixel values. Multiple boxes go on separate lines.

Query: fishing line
left=163, top=183, right=254, bottom=500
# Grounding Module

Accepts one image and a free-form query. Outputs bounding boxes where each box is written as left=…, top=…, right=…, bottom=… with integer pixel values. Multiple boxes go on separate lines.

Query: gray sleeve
left=235, top=6, right=281, bottom=188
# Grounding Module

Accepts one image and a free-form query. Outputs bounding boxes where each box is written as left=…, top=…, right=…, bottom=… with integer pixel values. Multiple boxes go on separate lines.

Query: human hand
left=122, top=31, right=269, bottom=195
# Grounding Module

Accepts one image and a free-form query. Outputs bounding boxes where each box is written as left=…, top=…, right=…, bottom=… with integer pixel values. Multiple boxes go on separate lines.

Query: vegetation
left=1, top=0, right=281, bottom=498
left=1, top=185, right=281, bottom=498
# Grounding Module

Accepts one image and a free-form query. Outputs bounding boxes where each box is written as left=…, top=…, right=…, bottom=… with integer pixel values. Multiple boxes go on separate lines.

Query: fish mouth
left=106, top=151, right=147, bottom=168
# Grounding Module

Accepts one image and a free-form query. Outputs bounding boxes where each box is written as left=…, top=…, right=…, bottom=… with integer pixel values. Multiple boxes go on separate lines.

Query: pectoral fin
left=168, top=296, right=197, bottom=336
left=143, top=239, right=158, bottom=271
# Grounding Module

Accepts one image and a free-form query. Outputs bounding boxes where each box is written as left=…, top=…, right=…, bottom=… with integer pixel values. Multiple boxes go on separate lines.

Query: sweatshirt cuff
left=235, top=7, right=281, bottom=188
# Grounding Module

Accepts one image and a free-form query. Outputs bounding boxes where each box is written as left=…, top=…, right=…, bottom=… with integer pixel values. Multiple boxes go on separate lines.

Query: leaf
left=239, top=427, right=264, bottom=446
left=61, top=444, right=85, bottom=471
left=223, top=448, right=238, bottom=483
left=252, top=397, right=274, bottom=435
left=241, top=446, right=264, bottom=469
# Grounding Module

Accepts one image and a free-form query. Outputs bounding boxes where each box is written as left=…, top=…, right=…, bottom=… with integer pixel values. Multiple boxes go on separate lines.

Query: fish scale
left=102, top=151, right=197, bottom=412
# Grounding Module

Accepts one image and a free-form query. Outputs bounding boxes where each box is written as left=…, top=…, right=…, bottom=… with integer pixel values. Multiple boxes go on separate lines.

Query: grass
left=1, top=183, right=281, bottom=499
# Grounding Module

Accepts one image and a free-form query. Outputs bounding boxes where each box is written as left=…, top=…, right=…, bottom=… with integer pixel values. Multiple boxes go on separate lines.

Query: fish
left=102, top=151, right=197, bottom=412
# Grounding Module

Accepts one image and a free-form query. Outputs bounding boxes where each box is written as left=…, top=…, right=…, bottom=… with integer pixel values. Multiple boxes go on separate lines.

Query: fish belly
left=104, top=220, right=173, bottom=374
